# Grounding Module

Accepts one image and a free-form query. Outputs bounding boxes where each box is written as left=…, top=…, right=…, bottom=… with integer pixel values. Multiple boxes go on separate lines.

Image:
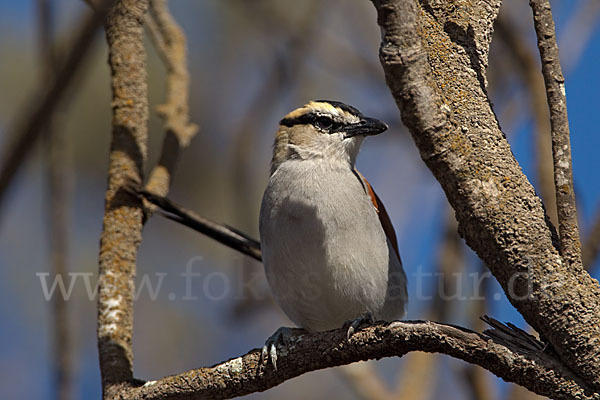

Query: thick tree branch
left=144, top=0, right=198, bottom=199
left=370, top=0, right=600, bottom=389
left=529, top=0, right=582, bottom=269
left=0, top=0, right=116, bottom=215
left=97, top=0, right=149, bottom=391
left=117, top=321, right=596, bottom=400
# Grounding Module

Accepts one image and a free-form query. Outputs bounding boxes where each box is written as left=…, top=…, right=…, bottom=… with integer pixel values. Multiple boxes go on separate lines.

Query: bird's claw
left=345, top=311, right=375, bottom=340
left=261, top=327, right=304, bottom=371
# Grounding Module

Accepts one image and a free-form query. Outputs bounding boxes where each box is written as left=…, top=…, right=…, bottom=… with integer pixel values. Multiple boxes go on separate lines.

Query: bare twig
left=0, top=0, right=116, bottom=216
left=38, top=1, right=73, bottom=399
left=529, top=0, right=582, bottom=268
left=97, top=0, right=149, bottom=391
left=144, top=0, right=198, bottom=199
left=118, top=321, right=596, bottom=400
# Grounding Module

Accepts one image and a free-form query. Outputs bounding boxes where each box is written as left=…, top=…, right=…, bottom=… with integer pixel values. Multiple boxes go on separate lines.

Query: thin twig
left=144, top=0, right=198, bottom=200
left=0, top=0, right=116, bottom=216
left=529, top=0, right=582, bottom=268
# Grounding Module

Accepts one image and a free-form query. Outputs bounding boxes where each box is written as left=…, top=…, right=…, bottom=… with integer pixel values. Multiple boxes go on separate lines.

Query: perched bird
left=259, top=100, right=407, bottom=367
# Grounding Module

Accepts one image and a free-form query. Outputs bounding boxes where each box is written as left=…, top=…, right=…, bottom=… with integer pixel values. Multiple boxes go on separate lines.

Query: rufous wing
left=353, top=169, right=400, bottom=260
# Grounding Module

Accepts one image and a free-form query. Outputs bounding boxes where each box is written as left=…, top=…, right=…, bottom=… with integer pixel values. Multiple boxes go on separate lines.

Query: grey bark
left=529, top=0, right=582, bottom=269
left=370, top=0, right=600, bottom=390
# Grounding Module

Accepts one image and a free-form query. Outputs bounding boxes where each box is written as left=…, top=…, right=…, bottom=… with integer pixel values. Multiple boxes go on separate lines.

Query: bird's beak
left=344, top=117, right=389, bottom=138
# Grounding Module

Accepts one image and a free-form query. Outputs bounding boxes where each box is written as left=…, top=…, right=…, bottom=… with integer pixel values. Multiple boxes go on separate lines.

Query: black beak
left=344, top=117, right=389, bottom=138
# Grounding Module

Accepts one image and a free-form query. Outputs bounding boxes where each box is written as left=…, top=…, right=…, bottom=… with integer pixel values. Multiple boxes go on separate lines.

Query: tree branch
left=0, top=0, right=116, bottom=215
left=144, top=0, right=198, bottom=199
left=495, top=14, right=557, bottom=229
left=529, top=0, right=582, bottom=269
left=128, top=186, right=595, bottom=399
left=118, top=321, right=597, bottom=400
left=370, top=0, right=600, bottom=389
left=97, top=0, right=149, bottom=391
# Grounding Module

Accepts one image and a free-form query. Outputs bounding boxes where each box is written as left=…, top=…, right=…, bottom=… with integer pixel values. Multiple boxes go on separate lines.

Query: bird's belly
left=260, top=167, right=401, bottom=331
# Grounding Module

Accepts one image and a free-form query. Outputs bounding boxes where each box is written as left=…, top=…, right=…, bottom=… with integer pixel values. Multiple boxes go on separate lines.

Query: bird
left=259, top=100, right=407, bottom=368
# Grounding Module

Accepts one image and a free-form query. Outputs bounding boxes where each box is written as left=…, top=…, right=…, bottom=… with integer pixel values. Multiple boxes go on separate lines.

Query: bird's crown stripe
left=280, top=101, right=362, bottom=126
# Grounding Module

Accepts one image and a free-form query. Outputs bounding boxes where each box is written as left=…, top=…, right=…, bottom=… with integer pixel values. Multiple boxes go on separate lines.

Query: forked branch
left=371, top=0, right=600, bottom=389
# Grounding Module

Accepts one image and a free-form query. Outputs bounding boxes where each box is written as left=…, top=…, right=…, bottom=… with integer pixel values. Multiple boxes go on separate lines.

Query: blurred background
left=0, top=0, right=599, bottom=399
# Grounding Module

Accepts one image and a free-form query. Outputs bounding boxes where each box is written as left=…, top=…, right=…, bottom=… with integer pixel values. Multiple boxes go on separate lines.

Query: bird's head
left=270, top=100, right=388, bottom=174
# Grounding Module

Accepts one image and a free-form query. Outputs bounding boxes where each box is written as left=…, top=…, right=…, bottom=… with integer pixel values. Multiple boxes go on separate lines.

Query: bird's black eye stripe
left=280, top=113, right=315, bottom=127
left=280, top=112, right=338, bottom=132
left=280, top=112, right=354, bottom=135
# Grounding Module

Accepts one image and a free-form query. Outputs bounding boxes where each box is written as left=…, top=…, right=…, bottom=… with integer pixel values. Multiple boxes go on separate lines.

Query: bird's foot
left=344, top=311, right=374, bottom=340
left=261, top=327, right=306, bottom=371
